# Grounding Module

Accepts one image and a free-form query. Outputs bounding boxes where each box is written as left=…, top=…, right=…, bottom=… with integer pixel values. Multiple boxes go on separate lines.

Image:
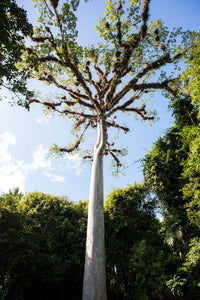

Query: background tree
left=0, top=191, right=87, bottom=300
left=1, top=183, right=199, bottom=298
left=180, top=34, right=200, bottom=228
left=21, top=0, right=192, bottom=298
left=143, top=34, right=200, bottom=298
left=0, top=0, right=33, bottom=106
left=104, top=183, right=169, bottom=300
left=176, top=34, right=200, bottom=298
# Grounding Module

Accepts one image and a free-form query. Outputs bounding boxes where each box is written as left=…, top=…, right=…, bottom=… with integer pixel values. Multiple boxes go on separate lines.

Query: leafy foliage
left=143, top=127, right=187, bottom=213
left=0, top=192, right=87, bottom=300
left=181, top=33, right=200, bottom=118
left=1, top=181, right=199, bottom=299
left=0, top=0, right=33, bottom=106
left=0, top=185, right=169, bottom=300
left=143, top=31, right=200, bottom=298
left=104, top=183, right=168, bottom=300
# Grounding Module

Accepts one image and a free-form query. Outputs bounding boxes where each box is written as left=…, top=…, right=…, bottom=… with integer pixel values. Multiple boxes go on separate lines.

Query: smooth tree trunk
left=82, top=118, right=107, bottom=300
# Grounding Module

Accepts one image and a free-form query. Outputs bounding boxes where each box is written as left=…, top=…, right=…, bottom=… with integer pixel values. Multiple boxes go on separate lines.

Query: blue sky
left=0, top=0, right=199, bottom=202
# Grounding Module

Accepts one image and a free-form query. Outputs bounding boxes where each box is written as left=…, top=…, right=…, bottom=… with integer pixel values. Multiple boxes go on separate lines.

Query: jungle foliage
left=0, top=186, right=170, bottom=300
left=1, top=177, right=199, bottom=299
left=143, top=34, right=200, bottom=299
left=0, top=0, right=33, bottom=105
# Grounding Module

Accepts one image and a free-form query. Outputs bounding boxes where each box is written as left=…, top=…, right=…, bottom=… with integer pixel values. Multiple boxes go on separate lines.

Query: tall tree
left=0, top=0, right=33, bottom=106
left=22, top=0, right=191, bottom=298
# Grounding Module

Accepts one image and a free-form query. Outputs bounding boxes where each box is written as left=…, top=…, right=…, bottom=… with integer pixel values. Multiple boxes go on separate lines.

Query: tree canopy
left=21, top=0, right=192, bottom=169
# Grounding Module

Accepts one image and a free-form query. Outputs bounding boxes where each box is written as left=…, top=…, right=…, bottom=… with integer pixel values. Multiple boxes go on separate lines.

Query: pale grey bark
left=82, top=118, right=107, bottom=300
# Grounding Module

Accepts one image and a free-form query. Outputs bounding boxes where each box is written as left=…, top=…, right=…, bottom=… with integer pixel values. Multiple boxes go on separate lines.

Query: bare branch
left=109, top=53, right=171, bottom=109
left=83, top=155, right=93, bottom=160
left=109, top=150, right=122, bottom=172
left=62, top=99, right=77, bottom=106
left=106, top=121, right=129, bottom=134
left=164, top=86, right=179, bottom=97
left=58, top=122, right=90, bottom=153
left=59, top=139, right=81, bottom=153
left=94, top=64, right=104, bottom=80
left=62, top=108, right=97, bottom=119
left=29, top=98, right=97, bottom=120
left=74, top=116, right=86, bottom=129
left=29, top=98, right=62, bottom=110
left=122, top=107, right=154, bottom=121
left=43, top=0, right=54, bottom=16
left=37, top=72, right=97, bottom=111
left=108, top=92, right=142, bottom=115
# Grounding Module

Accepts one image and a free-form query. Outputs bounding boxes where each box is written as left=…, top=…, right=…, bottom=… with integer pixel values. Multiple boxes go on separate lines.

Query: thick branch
left=39, top=55, right=65, bottom=66
left=43, top=26, right=64, bottom=63
left=140, top=0, right=150, bottom=39
left=133, top=80, right=171, bottom=91
left=68, top=93, right=95, bottom=110
left=164, top=86, right=179, bottom=97
left=116, top=1, right=126, bottom=48
left=105, top=74, right=121, bottom=105
left=133, top=52, right=171, bottom=83
left=29, top=98, right=61, bottom=110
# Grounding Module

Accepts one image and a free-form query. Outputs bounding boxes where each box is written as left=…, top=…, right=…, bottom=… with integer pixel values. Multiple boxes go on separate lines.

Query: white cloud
left=43, top=172, right=65, bottom=183
left=0, top=131, right=81, bottom=193
left=64, top=153, right=82, bottom=176
left=0, top=133, right=53, bottom=193
left=0, top=165, right=26, bottom=193
left=0, top=132, right=16, bottom=164
left=0, top=132, right=25, bottom=192
left=36, top=117, right=42, bottom=124
left=32, top=144, right=51, bottom=170
left=36, top=115, right=52, bottom=124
